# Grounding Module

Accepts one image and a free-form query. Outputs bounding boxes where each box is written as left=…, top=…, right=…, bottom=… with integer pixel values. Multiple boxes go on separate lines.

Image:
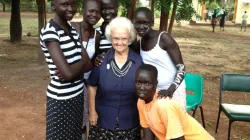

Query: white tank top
left=140, top=32, right=178, bottom=90
left=82, top=30, right=96, bottom=79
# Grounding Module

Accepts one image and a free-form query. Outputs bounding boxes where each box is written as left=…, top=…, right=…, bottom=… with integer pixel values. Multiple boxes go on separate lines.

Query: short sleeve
left=40, top=25, right=59, bottom=43
left=157, top=100, right=184, bottom=140
left=87, top=65, right=100, bottom=86
left=137, top=100, right=149, bottom=128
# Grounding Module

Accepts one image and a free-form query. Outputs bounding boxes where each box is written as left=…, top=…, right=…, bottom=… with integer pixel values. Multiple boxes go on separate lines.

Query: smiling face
left=135, top=69, right=157, bottom=103
left=83, top=1, right=101, bottom=25
left=101, top=0, right=118, bottom=23
left=133, top=11, right=152, bottom=37
left=111, top=27, right=129, bottom=54
left=53, top=0, right=76, bottom=21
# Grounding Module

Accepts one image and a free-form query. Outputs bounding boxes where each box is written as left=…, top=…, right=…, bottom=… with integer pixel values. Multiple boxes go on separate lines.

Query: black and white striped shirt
left=40, top=19, right=84, bottom=100
left=96, top=27, right=112, bottom=54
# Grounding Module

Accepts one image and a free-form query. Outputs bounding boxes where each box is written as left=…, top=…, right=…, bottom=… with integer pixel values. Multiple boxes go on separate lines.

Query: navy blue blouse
left=87, top=48, right=143, bottom=130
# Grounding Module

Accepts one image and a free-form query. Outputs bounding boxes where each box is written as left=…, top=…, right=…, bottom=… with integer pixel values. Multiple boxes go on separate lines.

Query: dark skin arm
left=93, top=52, right=105, bottom=66
left=82, top=56, right=93, bottom=72
left=141, top=128, right=155, bottom=140
left=47, top=41, right=90, bottom=81
left=92, top=31, right=101, bottom=63
left=158, top=33, right=186, bottom=98
left=71, top=21, right=93, bottom=72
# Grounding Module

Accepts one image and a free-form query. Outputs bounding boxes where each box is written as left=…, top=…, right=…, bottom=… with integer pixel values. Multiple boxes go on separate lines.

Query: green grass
left=0, top=12, right=55, bottom=37
left=0, top=16, right=38, bottom=36
left=21, top=17, right=39, bottom=36
left=0, top=16, right=11, bottom=37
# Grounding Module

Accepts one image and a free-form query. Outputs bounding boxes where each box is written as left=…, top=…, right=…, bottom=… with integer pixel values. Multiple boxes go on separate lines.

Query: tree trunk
left=159, top=9, right=169, bottom=31
left=168, top=1, right=178, bottom=35
left=151, top=0, right=155, bottom=22
left=82, top=0, right=85, bottom=11
left=10, top=0, right=22, bottom=42
left=37, top=0, right=45, bottom=33
left=37, top=0, right=46, bottom=64
left=2, top=3, right=6, bottom=12
left=26, top=0, right=29, bottom=12
left=127, top=0, right=137, bottom=19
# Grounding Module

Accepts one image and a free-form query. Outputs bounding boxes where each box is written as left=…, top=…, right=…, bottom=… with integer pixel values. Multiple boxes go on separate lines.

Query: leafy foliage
left=117, top=0, right=129, bottom=16
left=0, top=0, right=11, bottom=4
left=175, top=0, right=196, bottom=21
left=208, top=1, right=220, bottom=10
left=155, top=0, right=172, bottom=12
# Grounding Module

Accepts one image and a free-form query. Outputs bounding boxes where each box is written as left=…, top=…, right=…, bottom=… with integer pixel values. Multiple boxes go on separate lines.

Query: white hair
left=105, top=17, right=136, bottom=43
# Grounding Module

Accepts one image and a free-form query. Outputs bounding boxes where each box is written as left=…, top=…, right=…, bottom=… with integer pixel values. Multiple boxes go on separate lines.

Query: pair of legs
left=241, top=26, right=247, bottom=32
left=241, top=20, right=247, bottom=32
left=212, top=24, right=216, bottom=32
left=211, top=19, right=217, bottom=32
left=220, top=26, right=224, bottom=31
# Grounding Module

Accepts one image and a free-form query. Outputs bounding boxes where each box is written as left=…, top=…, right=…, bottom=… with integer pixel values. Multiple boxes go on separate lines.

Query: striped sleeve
left=41, top=24, right=59, bottom=43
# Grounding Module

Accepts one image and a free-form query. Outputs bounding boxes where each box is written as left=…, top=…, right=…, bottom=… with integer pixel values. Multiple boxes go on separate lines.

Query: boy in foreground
left=135, top=64, right=214, bottom=140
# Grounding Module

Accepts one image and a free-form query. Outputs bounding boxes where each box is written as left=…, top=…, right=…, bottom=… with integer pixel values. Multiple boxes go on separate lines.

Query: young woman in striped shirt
left=40, top=0, right=91, bottom=139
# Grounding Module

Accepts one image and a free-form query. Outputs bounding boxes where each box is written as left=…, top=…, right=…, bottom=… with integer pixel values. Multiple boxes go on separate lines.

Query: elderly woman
left=87, top=17, right=142, bottom=140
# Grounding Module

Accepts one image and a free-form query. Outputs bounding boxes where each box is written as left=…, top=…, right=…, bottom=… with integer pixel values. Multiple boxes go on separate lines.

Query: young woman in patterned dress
left=40, top=0, right=91, bottom=139
left=71, top=0, right=101, bottom=139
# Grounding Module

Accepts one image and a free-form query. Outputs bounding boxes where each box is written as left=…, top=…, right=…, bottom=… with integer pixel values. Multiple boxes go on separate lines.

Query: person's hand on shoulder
left=94, top=52, right=105, bottom=66
left=158, top=86, right=175, bottom=99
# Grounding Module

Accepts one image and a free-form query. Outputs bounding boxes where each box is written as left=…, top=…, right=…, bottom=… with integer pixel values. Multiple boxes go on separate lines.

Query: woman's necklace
left=110, top=60, right=132, bottom=77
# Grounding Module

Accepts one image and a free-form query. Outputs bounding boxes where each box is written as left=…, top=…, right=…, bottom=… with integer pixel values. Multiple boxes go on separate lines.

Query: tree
left=159, top=10, right=169, bottom=31
left=155, top=0, right=195, bottom=34
left=37, top=0, right=45, bottom=32
left=151, top=0, right=155, bottom=23
left=37, top=0, right=46, bottom=64
left=10, top=0, right=22, bottom=42
left=156, top=0, right=172, bottom=31
left=208, top=1, right=220, bottom=10
left=117, top=0, right=137, bottom=19
left=118, top=0, right=129, bottom=17
left=127, top=0, right=137, bottom=19
left=26, top=0, right=29, bottom=12
left=175, top=0, right=196, bottom=21
left=0, top=0, right=11, bottom=11
left=168, top=0, right=178, bottom=35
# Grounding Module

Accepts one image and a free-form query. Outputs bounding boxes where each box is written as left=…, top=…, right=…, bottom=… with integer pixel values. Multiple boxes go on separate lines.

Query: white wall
left=236, top=1, right=250, bottom=24
left=192, top=0, right=202, bottom=21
